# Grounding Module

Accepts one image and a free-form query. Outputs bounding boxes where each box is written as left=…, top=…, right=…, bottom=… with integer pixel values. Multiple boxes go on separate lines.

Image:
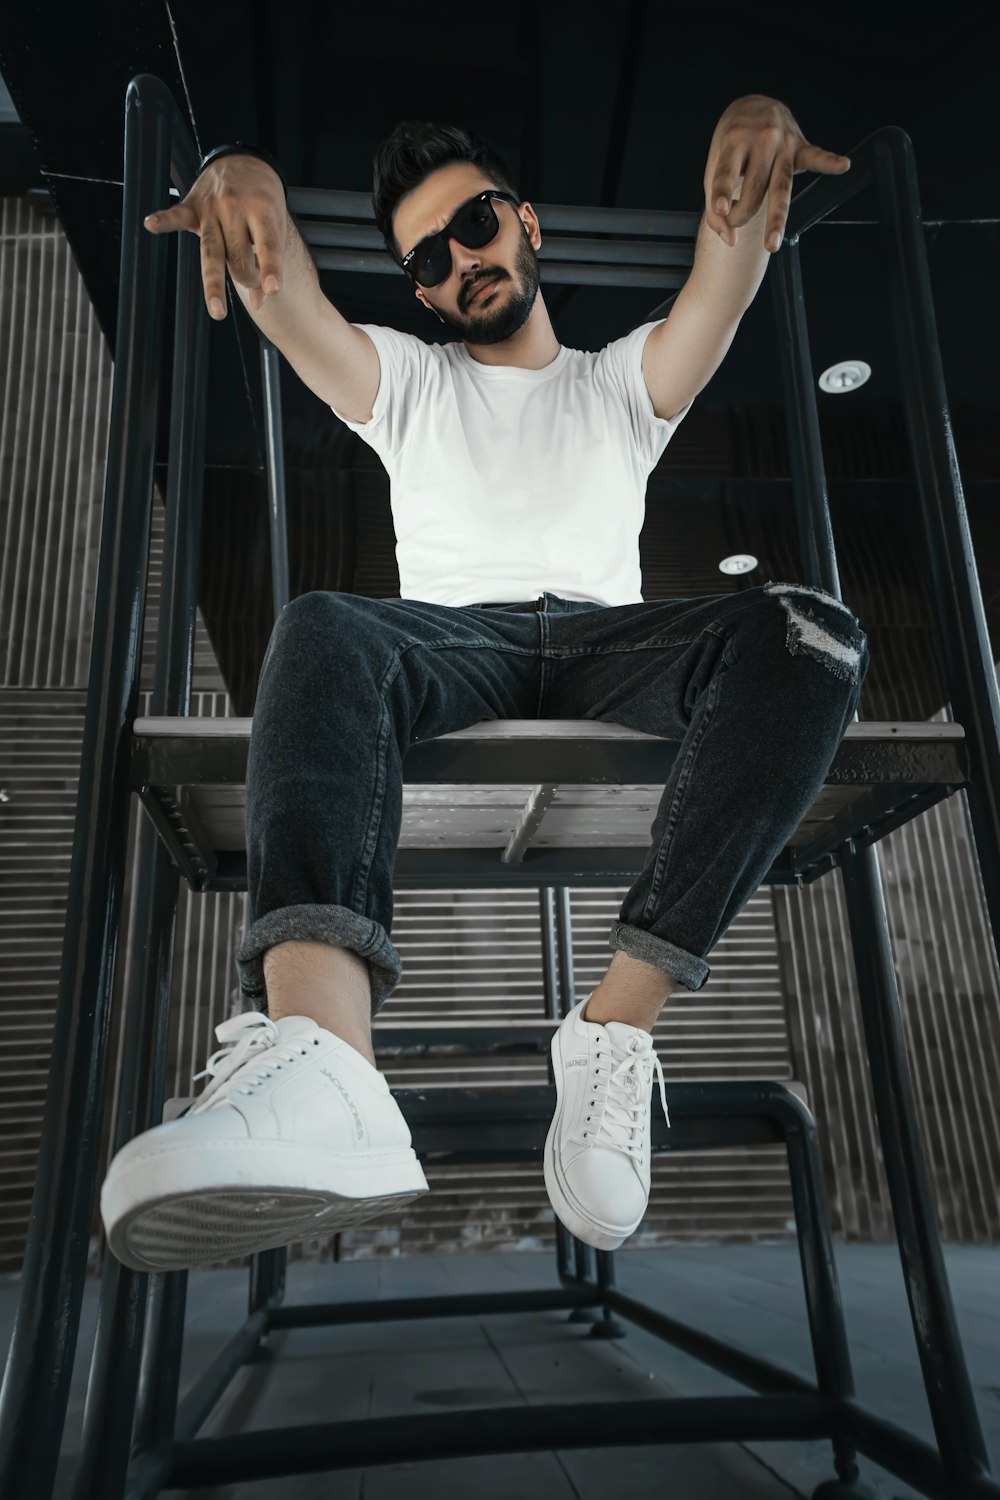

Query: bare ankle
left=263, top=941, right=376, bottom=1066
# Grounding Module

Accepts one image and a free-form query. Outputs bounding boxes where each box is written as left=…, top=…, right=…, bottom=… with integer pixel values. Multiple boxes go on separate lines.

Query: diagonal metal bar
left=501, top=783, right=557, bottom=863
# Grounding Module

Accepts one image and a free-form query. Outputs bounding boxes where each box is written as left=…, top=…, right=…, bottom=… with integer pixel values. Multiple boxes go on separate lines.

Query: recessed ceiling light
left=819, top=360, right=871, bottom=394
left=719, top=554, right=758, bottom=576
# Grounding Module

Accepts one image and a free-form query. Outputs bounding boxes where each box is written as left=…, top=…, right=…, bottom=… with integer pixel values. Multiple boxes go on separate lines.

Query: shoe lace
left=586, top=1034, right=670, bottom=1159
left=189, top=1012, right=314, bottom=1112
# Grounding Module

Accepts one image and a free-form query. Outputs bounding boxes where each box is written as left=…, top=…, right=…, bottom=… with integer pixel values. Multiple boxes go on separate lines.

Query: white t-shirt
left=330, top=320, right=691, bottom=607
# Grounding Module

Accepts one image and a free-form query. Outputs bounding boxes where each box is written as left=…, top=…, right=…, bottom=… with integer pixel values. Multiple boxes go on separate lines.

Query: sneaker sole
left=543, top=1026, right=640, bottom=1252
left=102, top=1141, right=429, bottom=1272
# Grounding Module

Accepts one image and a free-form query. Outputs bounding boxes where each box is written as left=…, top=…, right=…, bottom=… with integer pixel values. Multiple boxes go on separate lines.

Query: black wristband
left=195, top=143, right=289, bottom=202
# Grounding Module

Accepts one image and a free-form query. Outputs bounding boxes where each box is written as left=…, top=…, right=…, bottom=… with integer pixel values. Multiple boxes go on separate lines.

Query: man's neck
left=462, top=303, right=561, bottom=370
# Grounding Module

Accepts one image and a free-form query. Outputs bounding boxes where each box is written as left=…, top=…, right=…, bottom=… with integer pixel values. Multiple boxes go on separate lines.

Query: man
left=101, top=95, right=868, bottom=1270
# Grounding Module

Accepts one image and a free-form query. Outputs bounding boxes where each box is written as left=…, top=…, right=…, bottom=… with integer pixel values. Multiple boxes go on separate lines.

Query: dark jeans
left=236, top=583, right=870, bottom=1018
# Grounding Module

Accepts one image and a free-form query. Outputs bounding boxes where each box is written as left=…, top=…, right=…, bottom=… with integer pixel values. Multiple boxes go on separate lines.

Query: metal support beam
left=772, top=175, right=995, bottom=1493
left=502, top=783, right=556, bottom=862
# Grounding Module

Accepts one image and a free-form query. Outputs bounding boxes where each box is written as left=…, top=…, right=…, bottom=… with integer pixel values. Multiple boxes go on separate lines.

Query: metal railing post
left=0, top=74, right=192, bottom=1500
left=260, top=340, right=290, bottom=616
left=772, top=143, right=996, bottom=1492
left=72, top=152, right=211, bottom=1499
left=555, top=887, right=576, bottom=1016
left=870, top=128, right=1000, bottom=965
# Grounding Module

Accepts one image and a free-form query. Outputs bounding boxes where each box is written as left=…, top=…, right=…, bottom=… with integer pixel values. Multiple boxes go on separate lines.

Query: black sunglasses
left=401, top=189, right=520, bottom=288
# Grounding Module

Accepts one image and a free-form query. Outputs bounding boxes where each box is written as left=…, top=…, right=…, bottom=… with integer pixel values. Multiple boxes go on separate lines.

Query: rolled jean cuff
left=235, top=904, right=403, bottom=1018
left=608, top=921, right=710, bottom=994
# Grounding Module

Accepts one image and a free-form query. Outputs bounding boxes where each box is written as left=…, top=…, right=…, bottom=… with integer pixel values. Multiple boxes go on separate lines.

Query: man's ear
left=519, top=203, right=541, bottom=250
left=417, top=288, right=445, bottom=323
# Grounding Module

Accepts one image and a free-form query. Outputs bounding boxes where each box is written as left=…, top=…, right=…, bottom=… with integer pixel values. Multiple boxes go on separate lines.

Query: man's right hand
left=143, top=153, right=288, bottom=319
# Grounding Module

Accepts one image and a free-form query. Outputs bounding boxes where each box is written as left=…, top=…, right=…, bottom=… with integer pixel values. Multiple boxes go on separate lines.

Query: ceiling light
left=818, top=360, right=871, bottom=394
left=719, top=554, right=758, bottom=577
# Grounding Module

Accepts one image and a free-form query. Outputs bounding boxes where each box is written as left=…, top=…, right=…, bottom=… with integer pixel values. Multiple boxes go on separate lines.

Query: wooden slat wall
left=0, top=693, right=83, bottom=1263
left=773, top=758, right=1000, bottom=1243
left=1, top=193, right=998, bottom=1278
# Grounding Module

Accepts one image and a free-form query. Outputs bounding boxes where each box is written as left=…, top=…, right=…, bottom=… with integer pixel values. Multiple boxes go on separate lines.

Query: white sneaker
left=544, top=996, right=671, bottom=1250
left=100, top=1012, right=429, bottom=1271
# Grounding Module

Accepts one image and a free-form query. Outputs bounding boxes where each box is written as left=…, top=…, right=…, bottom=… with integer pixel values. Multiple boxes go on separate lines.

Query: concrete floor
left=2, top=1242, right=998, bottom=1499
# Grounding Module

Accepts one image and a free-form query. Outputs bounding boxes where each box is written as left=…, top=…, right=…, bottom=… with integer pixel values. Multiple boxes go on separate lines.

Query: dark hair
left=372, top=119, right=521, bottom=268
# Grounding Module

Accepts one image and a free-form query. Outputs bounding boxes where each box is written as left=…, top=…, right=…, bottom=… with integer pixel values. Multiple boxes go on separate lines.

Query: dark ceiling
left=1, top=0, right=997, bottom=432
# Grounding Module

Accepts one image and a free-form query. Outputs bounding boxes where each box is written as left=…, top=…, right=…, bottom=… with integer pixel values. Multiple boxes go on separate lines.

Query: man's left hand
left=704, top=95, right=851, bottom=253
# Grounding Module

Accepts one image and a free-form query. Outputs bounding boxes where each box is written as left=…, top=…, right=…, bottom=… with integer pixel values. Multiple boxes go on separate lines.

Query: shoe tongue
left=272, top=1015, right=321, bottom=1040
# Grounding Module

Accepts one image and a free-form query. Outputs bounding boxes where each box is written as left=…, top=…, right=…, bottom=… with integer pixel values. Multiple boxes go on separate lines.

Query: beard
left=433, top=224, right=541, bottom=345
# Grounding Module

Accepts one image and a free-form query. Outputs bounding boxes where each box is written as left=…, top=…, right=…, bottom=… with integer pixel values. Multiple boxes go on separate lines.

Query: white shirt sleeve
left=329, top=322, right=427, bottom=466
left=598, top=319, right=693, bottom=474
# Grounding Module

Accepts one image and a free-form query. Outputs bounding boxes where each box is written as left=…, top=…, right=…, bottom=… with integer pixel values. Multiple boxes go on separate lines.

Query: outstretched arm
left=642, top=95, right=851, bottom=421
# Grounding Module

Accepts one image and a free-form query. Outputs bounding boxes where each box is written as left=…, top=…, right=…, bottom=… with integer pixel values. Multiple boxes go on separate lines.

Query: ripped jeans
left=236, top=583, right=870, bottom=1018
